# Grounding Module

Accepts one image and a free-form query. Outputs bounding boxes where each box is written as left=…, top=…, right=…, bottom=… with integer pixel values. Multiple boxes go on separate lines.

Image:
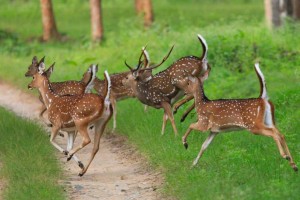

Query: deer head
left=25, top=56, right=55, bottom=79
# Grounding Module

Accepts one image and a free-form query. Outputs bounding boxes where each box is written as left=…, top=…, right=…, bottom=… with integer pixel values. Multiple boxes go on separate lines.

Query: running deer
left=25, top=56, right=95, bottom=121
left=122, top=34, right=209, bottom=135
left=28, top=64, right=112, bottom=176
left=180, top=63, right=298, bottom=171
left=123, top=46, right=179, bottom=135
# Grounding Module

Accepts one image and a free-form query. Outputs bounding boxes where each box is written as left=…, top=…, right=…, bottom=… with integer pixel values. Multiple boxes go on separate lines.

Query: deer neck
left=38, top=79, right=57, bottom=109
left=193, top=84, right=207, bottom=109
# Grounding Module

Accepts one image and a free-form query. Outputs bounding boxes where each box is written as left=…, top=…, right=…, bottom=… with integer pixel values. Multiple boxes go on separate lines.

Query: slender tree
left=40, top=0, right=60, bottom=41
left=90, top=0, right=103, bottom=42
left=143, top=0, right=154, bottom=27
left=292, top=0, right=300, bottom=20
left=135, top=0, right=154, bottom=27
left=135, top=0, right=143, bottom=14
left=265, top=0, right=281, bottom=28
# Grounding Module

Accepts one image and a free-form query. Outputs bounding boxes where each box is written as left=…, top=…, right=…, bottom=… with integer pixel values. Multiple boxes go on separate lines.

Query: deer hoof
left=78, top=171, right=85, bottom=177
left=292, top=164, right=298, bottom=172
left=67, top=154, right=73, bottom=161
left=78, top=162, right=84, bottom=169
left=183, top=142, right=188, bottom=149
left=180, top=117, right=186, bottom=123
left=63, top=150, right=69, bottom=155
left=294, top=167, right=298, bottom=172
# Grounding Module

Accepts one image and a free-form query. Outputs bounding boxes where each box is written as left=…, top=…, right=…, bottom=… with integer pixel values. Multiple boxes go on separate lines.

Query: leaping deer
left=123, top=34, right=209, bottom=135
left=25, top=56, right=95, bottom=122
left=28, top=63, right=112, bottom=176
left=180, top=63, right=298, bottom=171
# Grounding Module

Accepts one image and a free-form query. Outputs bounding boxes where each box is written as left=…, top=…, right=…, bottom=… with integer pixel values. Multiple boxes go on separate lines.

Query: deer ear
left=45, top=63, right=55, bottom=78
left=38, top=61, right=45, bottom=74
left=39, top=56, right=45, bottom=64
left=32, top=56, right=38, bottom=64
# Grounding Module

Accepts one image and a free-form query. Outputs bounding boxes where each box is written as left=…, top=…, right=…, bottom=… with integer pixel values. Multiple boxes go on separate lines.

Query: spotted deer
left=28, top=64, right=112, bottom=176
left=180, top=63, right=298, bottom=171
left=25, top=56, right=95, bottom=122
left=122, top=34, right=209, bottom=135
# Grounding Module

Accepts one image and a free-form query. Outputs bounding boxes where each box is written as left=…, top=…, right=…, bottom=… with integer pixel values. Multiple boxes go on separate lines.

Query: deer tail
left=197, top=34, right=208, bottom=61
left=254, top=63, right=268, bottom=100
left=85, top=64, right=98, bottom=93
left=103, top=70, right=111, bottom=104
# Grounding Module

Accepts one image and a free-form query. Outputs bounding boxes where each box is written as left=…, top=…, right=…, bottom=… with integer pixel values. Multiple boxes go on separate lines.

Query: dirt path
left=0, top=81, right=166, bottom=200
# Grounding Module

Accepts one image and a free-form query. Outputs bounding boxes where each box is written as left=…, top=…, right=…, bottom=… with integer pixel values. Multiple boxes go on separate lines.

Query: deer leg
left=39, top=105, right=53, bottom=128
left=39, top=105, right=47, bottom=119
left=251, top=125, right=297, bottom=171
left=111, top=98, right=117, bottom=132
left=173, top=94, right=193, bottom=114
left=274, top=128, right=298, bottom=171
left=50, top=126, right=66, bottom=153
left=182, top=121, right=209, bottom=149
left=182, top=121, right=201, bottom=149
left=251, top=126, right=287, bottom=158
left=162, top=102, right=178, bottom=136
left=193, top=132, right=218, bottom=166
left=144, top=105, right=148, bottom=112
left=66, top=131, right=84, bottom=169
left=161, top=112, right=168, bottom=135
left=79, top=119, right=110, bottom=176
left=180, top=102, right=195, bottom=122
left=67, top=123, right=91, bottom=162
left=79, top=108, right=112, bottom=176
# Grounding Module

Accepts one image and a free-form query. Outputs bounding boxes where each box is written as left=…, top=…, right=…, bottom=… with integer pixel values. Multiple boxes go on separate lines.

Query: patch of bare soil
left=0, top=81, right=168, bottom=200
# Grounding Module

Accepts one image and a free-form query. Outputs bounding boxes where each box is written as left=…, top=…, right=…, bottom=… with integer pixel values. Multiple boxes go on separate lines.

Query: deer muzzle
left=27, top=84, right=33, bottom=90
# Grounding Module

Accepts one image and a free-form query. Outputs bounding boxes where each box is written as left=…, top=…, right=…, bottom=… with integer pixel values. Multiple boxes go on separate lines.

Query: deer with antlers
left=179, top=63, right=298, bottom=171
left=25, top=56, right=95, bottom=122
left=28, top=63, right=112, bottom=176
left=122, top=34, right=209, bottom=135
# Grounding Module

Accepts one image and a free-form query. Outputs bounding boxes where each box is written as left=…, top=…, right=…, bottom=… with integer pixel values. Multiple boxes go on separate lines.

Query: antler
left=124, top=45, right=147, bottom=72
left=140, top=45, right=174, bottom=72
left=142, top=48, right=150, bottom=69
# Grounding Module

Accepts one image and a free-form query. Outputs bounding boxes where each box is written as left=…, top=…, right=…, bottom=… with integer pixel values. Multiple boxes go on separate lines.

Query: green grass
left=0, top=0, right=299, bottom=199
left=0, top=107, right=65, bottom=200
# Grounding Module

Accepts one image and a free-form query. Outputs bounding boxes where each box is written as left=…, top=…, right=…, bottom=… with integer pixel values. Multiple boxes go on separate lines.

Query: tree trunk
left=286, top=0, right=294, bottom=16
left=90, top=0, right=103, bottom=42
left=143, top=0, right=154, bottom=27
left=40, top=0, right=60, bottom=41
left=265, top=0, right=281, bottom=28
left=135, top=0, right=143, bottom=14
left=293, top=0, right=300, bottom=20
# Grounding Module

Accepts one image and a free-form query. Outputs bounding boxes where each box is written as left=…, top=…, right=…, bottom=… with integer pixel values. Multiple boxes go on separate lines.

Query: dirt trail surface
left=0, top=81, right=166, bottom=200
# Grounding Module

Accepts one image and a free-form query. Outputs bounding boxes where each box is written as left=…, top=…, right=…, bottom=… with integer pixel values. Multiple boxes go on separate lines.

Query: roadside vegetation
left=0, top=107, right=65, bottom=200
left=0, top=0, right=299, bottom=199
